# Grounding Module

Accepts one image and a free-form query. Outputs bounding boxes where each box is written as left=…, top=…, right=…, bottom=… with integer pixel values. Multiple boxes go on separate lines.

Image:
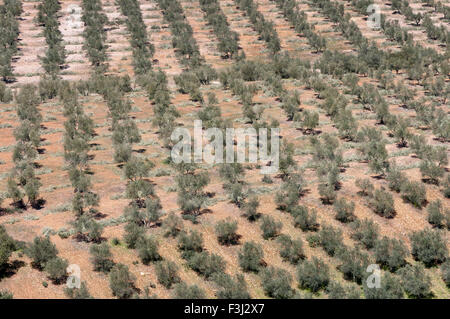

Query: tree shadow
left=0, top=207, right=17, bottom=217
left=73, top=233, right=106, bottom=244
left=0, top=260, right=26, bottom=280
left=34, top=162, right=43, bottom=169
left=31, top=198, right=46, bottom=210
left=49, top=275, right=68, bottom=286
left=92, top=211, right=108, bottom=220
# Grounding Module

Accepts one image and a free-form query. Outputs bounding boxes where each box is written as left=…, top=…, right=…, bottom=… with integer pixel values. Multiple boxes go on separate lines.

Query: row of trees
left=273, top=0, right=448, bottom=208
left=308, top=0, right=448, bottom=145
left=228, top=209, right=446, bottom=299
left=271, top=0, right=326, bottom=53
left=422, top=15, right=450, bottom=44
left=316, top=0, right=448, bottom=83
left=391, top=0, right=424, bottom=26
left=60, top=82, right=103, bottom=242
left=63, top=75, right=164, bottom=298
left=175, top=163, right=210, bottom=224
left=37, top=0, right=66, bottom=75
left=357, top=0, right=447, bottom=79
left=249, top=8, right=362, bottom=140
left=97, top=75, right=140, bottom=163
left=156, top=0, right=217, bottom=102
left=156, top=0, right=202, bottom=67
left=81, top=0, right=109, bottom=72
left=233, top=0, right=281, bottom=54
left=219, top=61, right=261, bottom=122
left=245, top=4, right=366, bottom=142
left=391, top=0, right=449, bottom=45
left=219, top=53, right=306, bottom=123
left=7, top=85, right=43, bottom=209
left=117, top=0, right=155, bottom=75
left=312, top=0, right=384, bottom=71
left=311, top=134, right=343, bottom=204
left=420, top=0, right=450, bottom=20
left=0, top=0, right=22, bottom=82
left=315, top=221, right=446, bottom=298
left=176, top=229, right=251, bottom=298
left=199, top=0, right=240, bottom=59
left=138, top=70, right=179, bottom=147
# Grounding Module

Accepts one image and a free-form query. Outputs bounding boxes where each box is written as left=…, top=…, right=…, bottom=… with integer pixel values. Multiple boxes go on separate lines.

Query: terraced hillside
left=0, top=0, right=449, bottom=299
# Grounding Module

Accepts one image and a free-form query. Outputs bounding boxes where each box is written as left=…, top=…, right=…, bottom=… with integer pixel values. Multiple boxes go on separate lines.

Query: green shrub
left=123, top=157, right=155, bottom=206
left=277, top=235, right=305, bottom=265
left=242, top=196, right=261, bottom=221
left=123, top=221, right=144, bottom=249
left=178, top=230, right=204, bottom=259
left=109, top=264, right=136, bottom=299
left=401, top=181, right=426, bottom=208
left=363, top=272, right=404, bottom=299
left=350, top=218, right=379, bottom=249
left=326, top=281, right=361, bottom=299
left=155, top=260, right=180, bottom=289
left=136, top=236, right=161, bottom=264
left=297, top=257, right=330, bottom=293
left=44, top=257, right=68, bottom=284
left=355, top=178, right=374, bottom=197
left=0, top=290, right=13, bottom=299
left=442, top=174, right=450, bottom=198
left=39, top=76, right=61, bottom=100
left=356, top=126, right=389, bottom=174
left=176, top=170, right=210, bottom=218
left=187, top=252, right=225, bottom=279
left=226, top=182, right=246, bottom=207
left=90, top=242, right=114, bottom=273
left=212, top=273, right=250, bottom=299
left=0, top=82, right=12, bottom=103
left=64, top=281, right=92, bottom=299
left=261, top=266, right=293, bottom=299
left=410, top=229, right=448, bottom=266
left=291, top=205, right=319, bottom=231
left=238, top=241, right=264, bottom=273
left=275, top=175, right=303, bottom=211
left=306, top=233, right=321, bottom=247
left=27, top=236, right=58, bottom=269
left=318, top=182, right=337, bottom=205
left=374, top=236, right=408, bottom=271
left=298, top=110, right=319, bottom=133
left=398, top=264, right=432, bottom=298
left=371, top=188, right=395, bottom=218
left=419, top=146, right=447, bottom=184
left=318, top=225, right=343, bottom=257
left=260, top=215, right=282, bottom=240
left=173, top=282, right=205, bottom=299
left=215, top=219, right=240, bottom=245
left=441, top=260, right=450, bottom=287
left=337, top=247, right=370, bottom=284
left=0, top=225, right=16, bottom=272
left=386, top=163, right=407, bottom=192
left=163, top=212, right=184, bottom=237
left=392, top=116, right=412, bottom=147
left=427, top=200, right=449, bottom=229
left=334, top=198, right=356, bottom=223
left=72, top=214, right=103, bottom=243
